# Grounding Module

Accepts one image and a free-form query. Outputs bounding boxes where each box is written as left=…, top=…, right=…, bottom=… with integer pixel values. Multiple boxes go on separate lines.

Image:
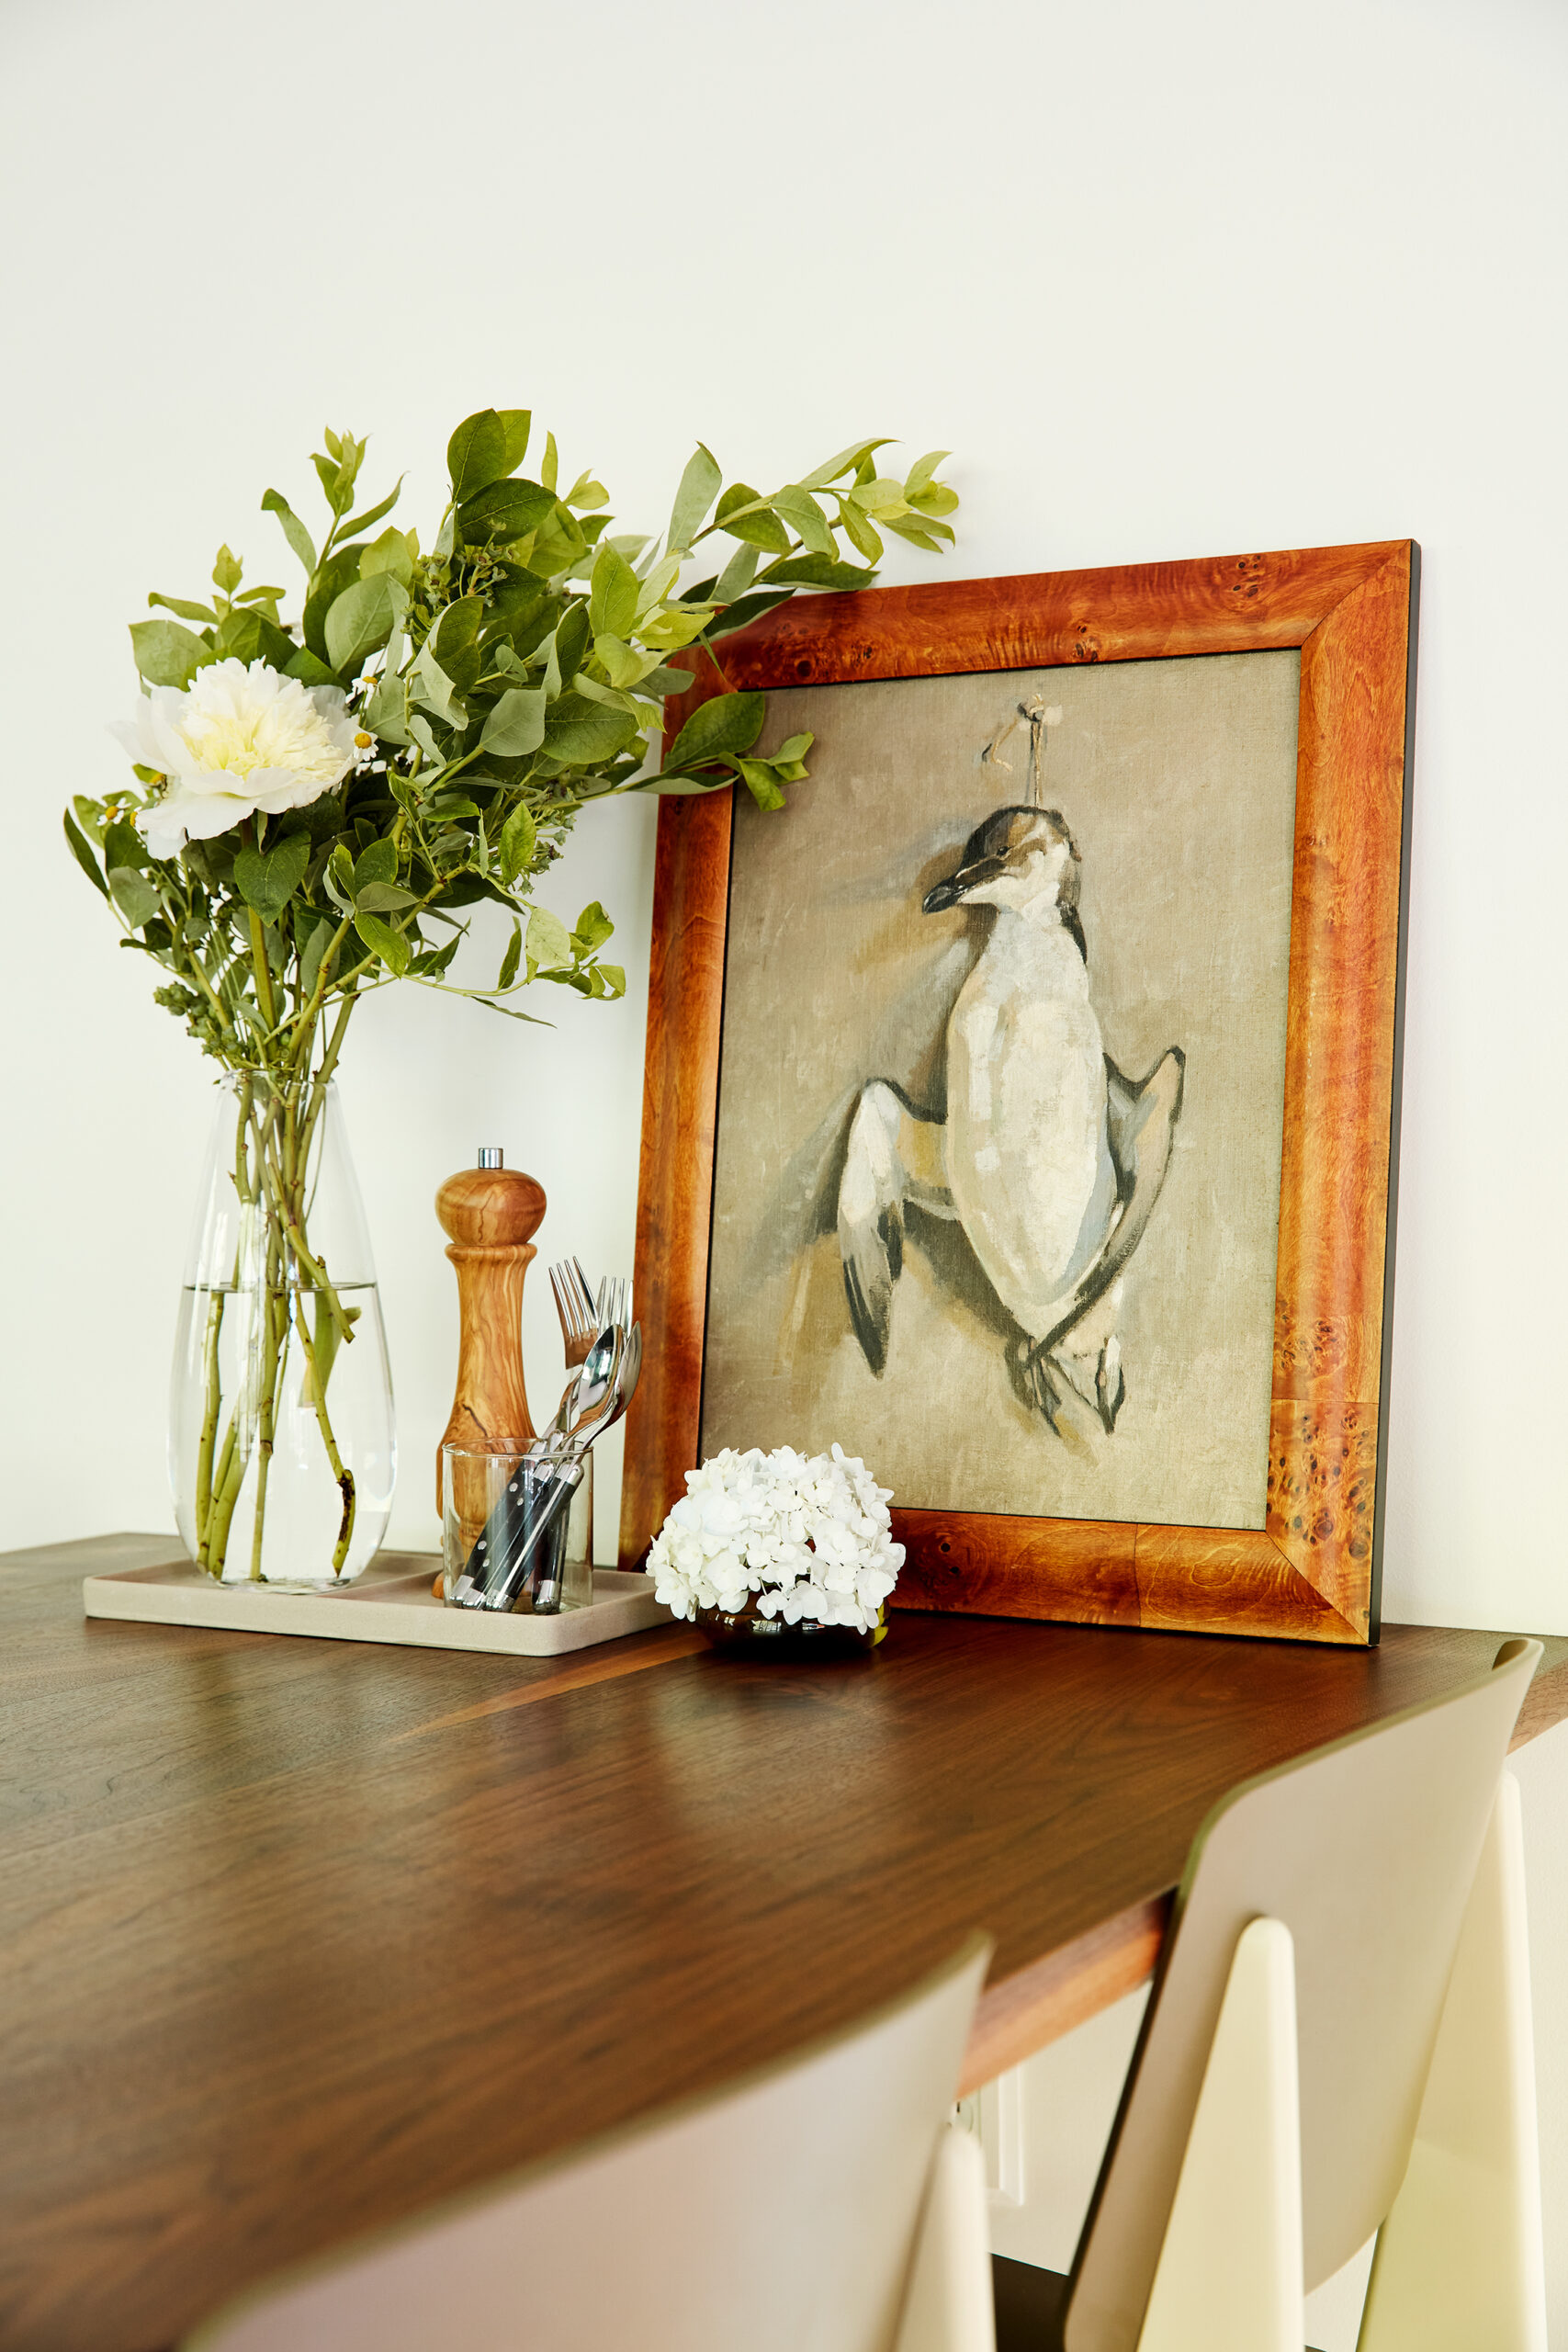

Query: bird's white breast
left=943, top=913, right=1114, bottom=1336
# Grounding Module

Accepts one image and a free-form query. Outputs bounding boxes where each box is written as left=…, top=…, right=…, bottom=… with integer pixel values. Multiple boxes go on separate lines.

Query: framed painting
left=618, top=543, right=1418, bottom=1646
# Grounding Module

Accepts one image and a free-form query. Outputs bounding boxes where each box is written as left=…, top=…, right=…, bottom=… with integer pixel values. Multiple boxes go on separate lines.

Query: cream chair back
left=1064, top=1637, right=1541, bottom=2352
left=186, top=1935, right=992, bottom=2352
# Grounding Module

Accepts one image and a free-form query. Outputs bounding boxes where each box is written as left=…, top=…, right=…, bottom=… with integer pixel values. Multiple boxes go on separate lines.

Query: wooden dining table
left=6, top=1532, right=1567, bottom=2352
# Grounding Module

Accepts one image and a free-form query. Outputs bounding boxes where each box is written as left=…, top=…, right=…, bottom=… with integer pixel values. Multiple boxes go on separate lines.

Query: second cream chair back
left=187, top=1934, right=994, bottom=2352
left=1063, top=1637, right=1541, bottom=2352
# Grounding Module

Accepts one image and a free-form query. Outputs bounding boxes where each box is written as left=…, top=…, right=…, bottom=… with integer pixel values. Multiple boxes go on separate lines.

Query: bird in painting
left=837, top=803, right=1185, bottom=1430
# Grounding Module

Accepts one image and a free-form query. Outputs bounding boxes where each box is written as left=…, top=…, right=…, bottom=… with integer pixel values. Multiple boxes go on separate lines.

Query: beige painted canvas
left=699, top=650, right=1300, bottom=1532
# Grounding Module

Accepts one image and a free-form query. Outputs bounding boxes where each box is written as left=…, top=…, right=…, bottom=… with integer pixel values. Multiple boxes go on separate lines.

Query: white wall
left=3, top=0, right=1564, bottom=2338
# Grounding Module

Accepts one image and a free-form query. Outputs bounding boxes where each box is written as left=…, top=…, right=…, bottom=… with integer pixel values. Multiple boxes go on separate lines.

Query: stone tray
left=82, top=1551, right=669, bottom=1656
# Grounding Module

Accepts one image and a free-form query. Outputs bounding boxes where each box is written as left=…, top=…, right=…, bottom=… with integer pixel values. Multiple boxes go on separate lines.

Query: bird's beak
left=922, top=854, right=1006, bottom=913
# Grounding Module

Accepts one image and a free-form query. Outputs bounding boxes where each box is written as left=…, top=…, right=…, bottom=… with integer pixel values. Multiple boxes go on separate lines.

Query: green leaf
left=496, top=920, right=523, bottom=992
left=408, top=713, right=447, bottom=765
left=412, top=930, right=462, bottom=978
left=354, top=910, right=411, bottom=977
left=363, top=657, right=408, bottom=744
left=323, top=842, right=356, bottom=912
left=850, top=475, right=910, bottom=516
left=355, top=880, right=418, bottom=913
left=302, top=546, right=363, bottom=662
left=572, top=899, right=614, bottom=953
left=298, top=914, right=332, bottom=1001
left=541, top=695, right=639, bottom=765
left=588, top=543, right=639, bottom=639
left=668, top=441, right=722, bottom=552
left=499, top=801, right=537, bottom=884
left=771, top=486, right=836, bottom=558
left=358, top=526, right=413, bottom=585
left=525, top=904, right=573, bottom=975
left=553, top=602, right=590, bottom=688
left=447, top=410, right=508, bottom=503
left=732, top=757, right=787, bottom=811
left=214, top=605, right=296, bottom=671
left=540, top=431, right=558, bottom=492
left=285, top=646, right=340, bottom=687
left=410, top=638, right=466, bottom=728
left=457, top=477, right=556, bottom=547
left=353, top=838, right=398, bottom=895
left=212, top=544, right=243, bottom=594
left=262, top=489, right=317, bottom=575
left=149, top=590, right=219, bottom=624
left=337, top=477, right=404, bottom=539
left=666, top=689, right=767, bottom=770
left=882, top=514, right=955, bottom=551
left=498, top=410, right=532, bottom=472
left=759, top=553, right=879, bottom=591
left=907, top=482, right=959, bottom=520
left=475, top=995, right=547, bottom=1025
left=904, top=449, right=951, bottom=496
left=836, top=501, right=884, bottom=563
left=130, top=619, right=206, bottom=689
left=433, top=595, right=486, bottom=690
left=798, top=437, right=894, bottom=491
left=108, top=866, right=162, bottom=928
left=714, top=485, right=791, bottom=553
left=63, top=809, right=108, bottom=897
left=324, top=573, right=399, bottom=674
left=594, top=632, right=645, bottom=690
left=233, top=833, right=310, bottom=924
left=713, top=542, right=760, bottom=605
left=479, top=686, right=547, bottom=757
left=103, top=818, right=146, bottom=871
left=639, top=660, right=701, bottom=694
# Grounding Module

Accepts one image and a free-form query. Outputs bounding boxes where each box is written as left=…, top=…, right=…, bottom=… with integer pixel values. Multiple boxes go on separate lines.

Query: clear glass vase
left=169, top=1072, right=396, bottom=1588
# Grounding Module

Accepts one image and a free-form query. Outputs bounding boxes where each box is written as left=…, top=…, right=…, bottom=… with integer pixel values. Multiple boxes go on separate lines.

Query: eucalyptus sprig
left=66, top=407, right=960, bottom=1076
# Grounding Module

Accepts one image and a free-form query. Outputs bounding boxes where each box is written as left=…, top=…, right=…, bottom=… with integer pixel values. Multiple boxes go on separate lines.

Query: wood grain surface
left=619, top=545, right=1417, bottom=1645
left=5, top=1532, right=1564, bottom=2352
left=434, top=1161, right=547, bottom=1510
left=618, top=787, right=733, bottom=1563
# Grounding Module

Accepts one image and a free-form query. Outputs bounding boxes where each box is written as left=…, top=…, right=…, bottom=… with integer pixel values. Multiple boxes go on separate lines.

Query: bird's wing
left=838, top=1081, right=951, bottom=1374
left=1039, top=1046, right=1186, bottom=1355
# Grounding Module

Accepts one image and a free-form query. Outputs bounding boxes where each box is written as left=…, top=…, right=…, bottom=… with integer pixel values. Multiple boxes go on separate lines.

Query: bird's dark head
left=922, top=806, right=1083, bottom=938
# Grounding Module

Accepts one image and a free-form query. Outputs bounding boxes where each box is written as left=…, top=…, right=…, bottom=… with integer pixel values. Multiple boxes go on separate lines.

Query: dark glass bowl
left=694, top=1599, right=887, bottom=1658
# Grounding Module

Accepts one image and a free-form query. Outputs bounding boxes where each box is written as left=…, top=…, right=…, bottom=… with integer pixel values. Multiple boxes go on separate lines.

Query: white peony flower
left=112, top=659, right=362, bottom=857
left=647, top=1441, right=904, bottom=1634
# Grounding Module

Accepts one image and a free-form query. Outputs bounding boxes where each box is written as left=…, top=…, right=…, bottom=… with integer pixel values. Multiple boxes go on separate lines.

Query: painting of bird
left=836, top=802, right=1185, bottom=1434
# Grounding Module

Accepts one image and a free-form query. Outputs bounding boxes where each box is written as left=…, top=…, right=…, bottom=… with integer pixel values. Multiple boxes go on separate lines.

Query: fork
left=595, top=1272, right=631, bottom=1335
left=549, top=1260, right=599, bottom=1370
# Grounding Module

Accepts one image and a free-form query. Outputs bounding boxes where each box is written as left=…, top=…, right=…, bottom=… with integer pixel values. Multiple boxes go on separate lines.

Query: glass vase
left=169, top=1072, right=395, bottom=1588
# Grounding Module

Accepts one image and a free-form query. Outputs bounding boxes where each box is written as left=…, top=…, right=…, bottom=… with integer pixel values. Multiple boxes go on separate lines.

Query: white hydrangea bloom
left=113, top=658, right=361, bottom=856
left=648, top=1442, right=903, bottom=1634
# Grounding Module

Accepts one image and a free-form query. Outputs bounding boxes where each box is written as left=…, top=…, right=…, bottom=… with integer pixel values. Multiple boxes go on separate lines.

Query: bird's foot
left=1095, top=1337, right=1125, bottom=1434
left=1012, top=1336, right=1064, bottom=1430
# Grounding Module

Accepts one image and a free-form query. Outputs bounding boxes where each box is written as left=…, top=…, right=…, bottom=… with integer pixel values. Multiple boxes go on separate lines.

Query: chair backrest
left=186, top=1935, right=992, bottom=2352
left=1063, top=1637, right=1541, bottom=2352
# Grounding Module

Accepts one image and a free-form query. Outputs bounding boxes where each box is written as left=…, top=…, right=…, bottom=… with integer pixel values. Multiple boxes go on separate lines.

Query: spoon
left=530, top=1326, right=643, bottom=1612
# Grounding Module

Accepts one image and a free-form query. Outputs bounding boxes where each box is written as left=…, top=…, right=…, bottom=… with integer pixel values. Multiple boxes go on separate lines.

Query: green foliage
left=130, top=619, right=206, bottom=688
left=74, top=407, right=962, bottom=1081
left=234, top=834, right=310, bottom=924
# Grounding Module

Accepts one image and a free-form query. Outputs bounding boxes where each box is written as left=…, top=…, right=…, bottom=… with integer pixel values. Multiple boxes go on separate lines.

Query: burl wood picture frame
left=618, top=542, right=1418, bottom=1646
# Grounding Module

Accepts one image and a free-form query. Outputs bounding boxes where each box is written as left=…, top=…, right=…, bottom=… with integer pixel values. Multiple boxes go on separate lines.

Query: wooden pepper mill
left=435, top=1147, right=547, bottom=1514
